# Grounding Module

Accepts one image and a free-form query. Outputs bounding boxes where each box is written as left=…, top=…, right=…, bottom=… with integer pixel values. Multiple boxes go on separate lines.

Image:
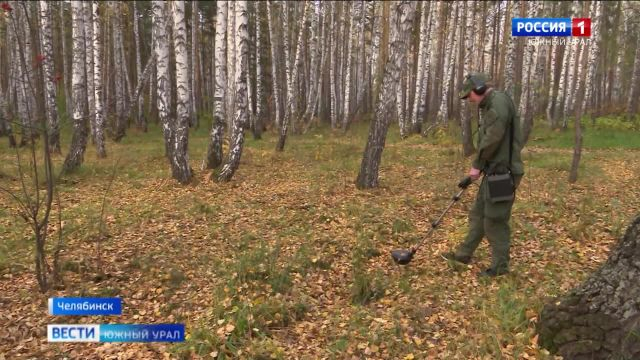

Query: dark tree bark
left=538, top=215, right=640, bottom=360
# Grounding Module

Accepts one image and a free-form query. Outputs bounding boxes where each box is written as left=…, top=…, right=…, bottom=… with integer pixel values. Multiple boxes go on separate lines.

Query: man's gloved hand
left=458, top=176, right=473, bottom=189
left=469, top=167, right=481, bottom=181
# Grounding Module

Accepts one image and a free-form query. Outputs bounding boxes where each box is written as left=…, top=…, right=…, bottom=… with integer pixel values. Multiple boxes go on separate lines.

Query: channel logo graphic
left=47, top=324, right=185, bottom=343
left=512, top=18, right=591, bottom=37
left=49, top=297, right=122, bottom=316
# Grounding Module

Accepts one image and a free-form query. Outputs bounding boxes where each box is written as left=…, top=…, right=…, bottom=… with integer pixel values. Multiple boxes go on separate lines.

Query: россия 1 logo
left=512, top=18, right=591, bottom=37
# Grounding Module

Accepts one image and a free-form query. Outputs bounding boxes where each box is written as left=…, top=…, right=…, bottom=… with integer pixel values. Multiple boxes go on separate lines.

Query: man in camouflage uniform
left=443, top=73, right=524, bottom=277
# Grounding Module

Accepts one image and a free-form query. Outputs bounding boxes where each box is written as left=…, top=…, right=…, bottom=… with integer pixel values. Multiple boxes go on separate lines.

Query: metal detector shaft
left=410, top=187, right=467, bottom=254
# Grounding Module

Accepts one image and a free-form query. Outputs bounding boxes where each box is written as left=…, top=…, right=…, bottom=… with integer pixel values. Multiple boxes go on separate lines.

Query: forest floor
left=1, top=117, right=640, bottom=359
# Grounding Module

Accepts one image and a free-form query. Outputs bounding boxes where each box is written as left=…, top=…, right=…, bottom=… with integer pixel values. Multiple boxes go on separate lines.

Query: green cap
left=459, top=72, right=489, bottom=100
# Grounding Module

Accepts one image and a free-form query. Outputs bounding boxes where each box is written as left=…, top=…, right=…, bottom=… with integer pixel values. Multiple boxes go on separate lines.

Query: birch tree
left=153, top=0, right=173, bottom=159
left=218, top=0, right=248, bottom=182
left=435, top=2, right=458, bottom=125
left=626, top=29, right=640, bottom=119
left=460, top=0, right=475, bottom=156
left=410, top=2, right=430, bottom=135
left=356, top=1, right=415, bottom=189
left=171, top=0, right=192, bottom=184
left=503, top=2, right=520, bottom=97
left=190, top=0, right=198, bottom=127
left=133, top=0, right=145, bottom=131
left=341, top=1, right=356, bottom=130
left=92, top=1, right=106, bottom=158
left=112, top=1, right=127, bottom=141
left=569, top=1, right=602, bottom=183
left=62, top=1, right=89, bottom=172
left=38, top=0, right=60, bottom=153
left=83, top=1, right=95, bottom=143
left=266, top=1, right=283, bottom=128
left=206, top=1, right=227, bottom=169
left=277, top=1, right=309, bottom=151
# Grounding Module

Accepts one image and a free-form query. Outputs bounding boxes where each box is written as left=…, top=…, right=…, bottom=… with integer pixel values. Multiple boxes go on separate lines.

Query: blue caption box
left=512, top=18, right=572, bottom=37
left=49, top=297, right=122, bottom=316
left=100, top=324, right=185, bottom=342
left=47, top=324, right=185, bottom=342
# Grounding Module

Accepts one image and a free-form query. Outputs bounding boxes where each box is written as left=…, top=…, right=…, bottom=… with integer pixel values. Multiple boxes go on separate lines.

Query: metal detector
left=391, top=176, right=473, bottom=265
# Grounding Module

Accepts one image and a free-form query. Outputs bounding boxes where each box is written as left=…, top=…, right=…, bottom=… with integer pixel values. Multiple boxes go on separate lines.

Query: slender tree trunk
left=111, top=1, right=127, bottom=141
left=613, top=1, right=628, bottom=106
left=170, top=0, right=192, bottom=184
left=435, top=2, right=458, bottom=126
left=218, top=0, right=248, bottom=182
left=341, top=1, right=356, bottom=131
left=569, top=1, right=601, bottom=183
left=62, top=1, right=89, bottom=172
left=152, top=0, right=173, bottom=159
left=410, top=2, right=429, bottom=135
left=226, top=1, right=236, bottom=129
left=60, top=2, right=72, bottom=120
left=82, top=1, right=95, bottom=145
left=92, top=1, right=106, bottom=158
left=133, top=0, right=146, bottom=131
left=266, top=1, right=283, bottom=129
left=356, top=1, right=415, bottom=189
left=253, top=1, right=264, bottom=139
left=626, top=33, right=640, bottom=119
left=206, top=1, right=227, bottom=169
left=546, top=44, right=559, bottom=126
left=503, top=2, right=520, bottom=97
left=329, top=2, right=339, bottom=129
left=190, top=0, right=198, bottom=127
left=461, top=0, right=476, bottom=156
left=39, top=1, right=60, bottom=154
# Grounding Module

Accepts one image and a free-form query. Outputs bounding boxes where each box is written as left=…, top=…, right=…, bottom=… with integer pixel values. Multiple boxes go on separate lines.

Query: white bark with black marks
left=218, top=0, right=248, bottom=182
left=356, top=1, right=415, bottom=189
left=170, top=0, right=192, bottom=184
left=92, top=1, right=106, bottom=158
left=38, top=1, right=60, bottom=153
left=62, top=1, right=89, bottom=172
left=206, top=1, right=227, bottom=169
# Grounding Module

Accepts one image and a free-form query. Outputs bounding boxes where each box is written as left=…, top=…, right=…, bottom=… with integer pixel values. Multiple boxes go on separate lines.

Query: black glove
left=458, top=176, right=472, bottom=189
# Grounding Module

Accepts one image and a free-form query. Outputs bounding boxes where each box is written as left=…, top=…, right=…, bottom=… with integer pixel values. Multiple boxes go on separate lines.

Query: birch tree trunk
left=218, top=0, right=248, bottom=182
left=62, top=1, right=89, bottom=172
left=112, top=1, right=127, bottom=141
left=266, top=1, right=283, bottom=128
left=569, top=1, right=601, bottom=183
left=226, top=1, right=236, bottom=129
left=302, top=1, right=320, bottom=125
left=341, top=1, right=356, bottom=131
left=461, top=0, right=476, bottom=156
left=435, top=2, right=458, bottom=126
left=133, top=0, right=145, bottom=131
left=60, top=2, right=72, bottom=119
left=206, top=0, right=227, bottom=169
left=503, top=2, right=520, bottom=97
left=520, top=1, right=542, bottom=143
left=170, top=0, right=192, bottom=184
left=190, top=0, right=198, bottom=128
left=253, top=1, right=264, bottom=139
left=626, top=33, right=640, bottom=119
left=92, top=0, right=106, bottom=158
left=410, top=2, right=429, bottom=135
left=538, top=212, right=640, bottom=360
left=83, top=1, right=95, bottom=144
left=329, top=2, right=339, bottom=129
left=613, top=1, right=628, bottom=105
left=546, top=44, right=559, bottom=126
left=153, top=0, right=173, bottom=159
left=277, top=1, right=308, bottom=151
left=356, top=1, right=415, bottom=189
left=38, top=0, right=60, bottom=153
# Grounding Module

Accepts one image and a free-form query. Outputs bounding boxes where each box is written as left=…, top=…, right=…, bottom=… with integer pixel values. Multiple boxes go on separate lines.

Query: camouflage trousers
left=455, top=175, right=522, bottom=273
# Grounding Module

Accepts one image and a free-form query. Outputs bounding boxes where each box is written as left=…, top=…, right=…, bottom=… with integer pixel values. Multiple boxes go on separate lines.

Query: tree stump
left=538, top=215, right=640, bottom=359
